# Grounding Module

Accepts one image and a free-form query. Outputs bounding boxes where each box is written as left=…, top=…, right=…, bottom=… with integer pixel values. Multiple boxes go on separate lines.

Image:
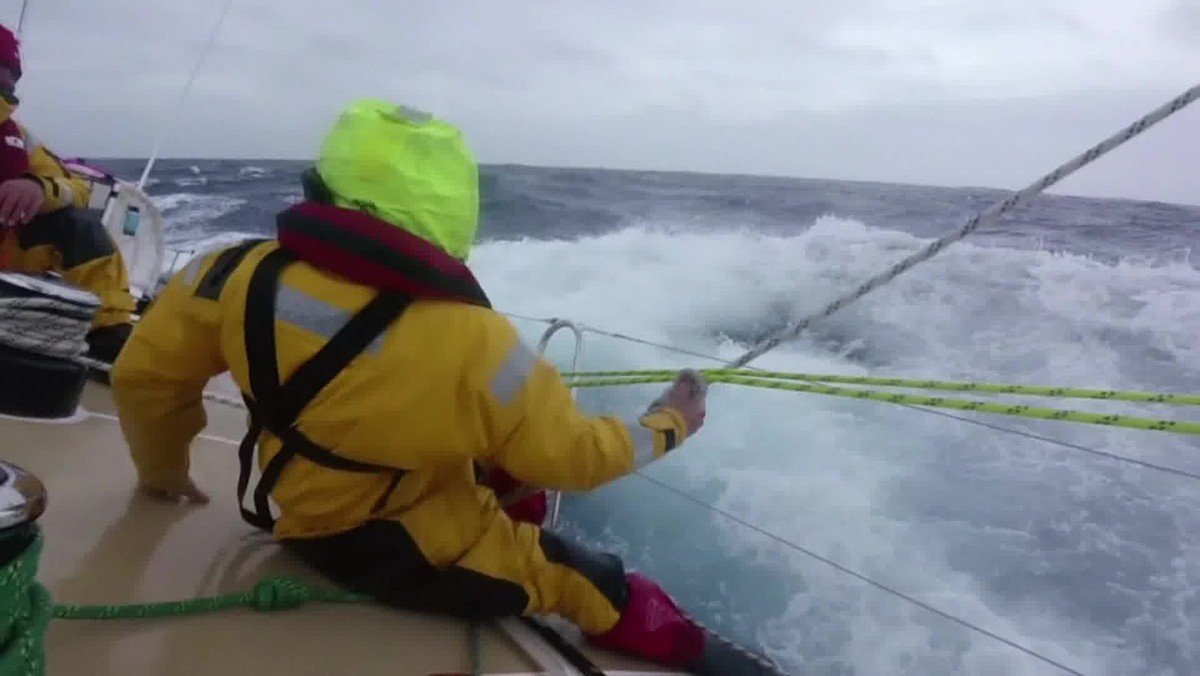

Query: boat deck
left=0, top=380, right=680, bottom=675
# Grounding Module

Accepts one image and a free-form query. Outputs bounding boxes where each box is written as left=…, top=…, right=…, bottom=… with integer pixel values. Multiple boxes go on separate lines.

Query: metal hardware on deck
left=0, top=461, right=46, bottom=531
left=535, top=319, right=586, bottom=530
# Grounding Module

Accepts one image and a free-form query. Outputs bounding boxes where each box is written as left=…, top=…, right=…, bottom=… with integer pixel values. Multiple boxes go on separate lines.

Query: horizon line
left=78, top=156, right=1199, bottom=209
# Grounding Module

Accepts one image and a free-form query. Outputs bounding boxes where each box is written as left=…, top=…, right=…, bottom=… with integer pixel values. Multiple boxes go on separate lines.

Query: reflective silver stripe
left=626, top=420, right=658, bottom=469
left=276, top=284, right=385, bottom=354
left=180, top=256, right=204, bottom=286
left=490, top=339, right=538, bottom=405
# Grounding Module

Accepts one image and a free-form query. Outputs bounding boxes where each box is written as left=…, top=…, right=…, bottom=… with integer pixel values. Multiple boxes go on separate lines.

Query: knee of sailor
left=17, top=207, right=115, bottom=270
left=536, top=529, right=630, bottom=611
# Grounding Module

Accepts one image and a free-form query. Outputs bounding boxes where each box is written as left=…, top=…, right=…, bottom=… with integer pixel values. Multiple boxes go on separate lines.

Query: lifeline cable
left=633, top=471, right=1085, bottom=676
left=506, top=312, right=1200, bottom=480
left=726, top=82, right=1200, bottom=370
left=173, top=311, right=1200, bottom=477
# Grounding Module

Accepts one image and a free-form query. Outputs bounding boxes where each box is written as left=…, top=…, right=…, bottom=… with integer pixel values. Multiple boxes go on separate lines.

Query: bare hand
left=0, top=178, right=43, bottom=228
left=650, top=368, right=708, bottom=436
left=138, top=477, right=210, bottom=505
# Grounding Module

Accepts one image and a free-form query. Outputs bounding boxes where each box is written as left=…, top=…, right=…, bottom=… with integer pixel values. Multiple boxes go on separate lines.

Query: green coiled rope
left=0, top=532, right=51, bottom=676
left=0, top=529, right=485, bottom=676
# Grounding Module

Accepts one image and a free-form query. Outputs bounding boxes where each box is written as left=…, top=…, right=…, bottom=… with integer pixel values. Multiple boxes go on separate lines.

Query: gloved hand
left=646, top=368, right=708, bottom=437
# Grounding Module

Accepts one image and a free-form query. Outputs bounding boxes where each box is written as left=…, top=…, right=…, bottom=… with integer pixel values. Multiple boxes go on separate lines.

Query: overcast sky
left=6, top=0, right=1200, bottom=205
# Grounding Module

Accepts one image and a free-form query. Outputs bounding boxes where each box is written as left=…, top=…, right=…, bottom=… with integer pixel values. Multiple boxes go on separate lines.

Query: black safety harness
left=235, top=245, right=412, bottom=532
left=217, top=238, right=626, bottom=675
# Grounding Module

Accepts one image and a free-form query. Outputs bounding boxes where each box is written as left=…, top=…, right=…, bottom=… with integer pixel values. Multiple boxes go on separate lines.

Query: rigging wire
left=724, top=82, right=1200, bottom=370
left=500, top=310, right=1200, bottom=674
left=503, top=311, right=1200, bottom=482
left=15, top=0, right=29, bottom=35
left=136, top=0, right=237, bottom=190
left=634, top=470, right=1085, bottom=676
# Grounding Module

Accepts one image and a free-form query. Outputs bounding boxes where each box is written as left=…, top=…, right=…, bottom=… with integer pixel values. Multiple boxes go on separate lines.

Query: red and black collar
left=275, top=201, right=490, bottom=308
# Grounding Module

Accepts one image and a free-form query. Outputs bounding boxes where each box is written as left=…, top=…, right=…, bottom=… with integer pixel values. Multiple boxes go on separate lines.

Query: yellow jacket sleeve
left=110, top=251, right=228, bottom=492
left=476, top=315, right=689, bottom=492
left=16, top=123, right=90, bottom=213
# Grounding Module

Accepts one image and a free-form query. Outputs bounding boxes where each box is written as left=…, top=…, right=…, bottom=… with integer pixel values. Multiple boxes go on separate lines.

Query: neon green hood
left=316, top=98, right=480, bottom=261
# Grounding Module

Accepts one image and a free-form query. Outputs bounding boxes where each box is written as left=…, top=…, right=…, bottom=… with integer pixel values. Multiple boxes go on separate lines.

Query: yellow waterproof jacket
left=0, top=98, right=91, bottom=213
left=111, top=236, right=688, bottom=564
left=18, top=123, right=91, bottom=214
left=0, top=98, right=134, bottom=329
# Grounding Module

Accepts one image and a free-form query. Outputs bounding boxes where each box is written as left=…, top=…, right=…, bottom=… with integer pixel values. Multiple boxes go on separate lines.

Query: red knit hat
left=0, top=25, right=20, bottom=80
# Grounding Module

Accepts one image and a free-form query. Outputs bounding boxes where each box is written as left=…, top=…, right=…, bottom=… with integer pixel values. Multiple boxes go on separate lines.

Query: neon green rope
left=563, top=369, right=1200, bottom=406
left=560, top=372, right=1200, bottom=436
left=0, top=528, right=488, bottom=676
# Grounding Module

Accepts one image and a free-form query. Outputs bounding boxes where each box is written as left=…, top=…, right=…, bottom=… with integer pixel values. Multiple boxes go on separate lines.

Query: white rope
left=727, top=81, right=1200, bottom=369
left=0, top=297, right=95, bottom=359
left=136, top=0, right=237, bottom=190
left=16, top=0, right=31, bottom=35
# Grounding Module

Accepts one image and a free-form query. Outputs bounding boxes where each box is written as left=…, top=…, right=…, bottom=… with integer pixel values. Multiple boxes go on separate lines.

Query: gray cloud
left=5, top=0, right=1199, bottom=204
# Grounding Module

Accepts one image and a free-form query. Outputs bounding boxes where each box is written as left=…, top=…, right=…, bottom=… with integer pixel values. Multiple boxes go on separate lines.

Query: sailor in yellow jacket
left=109, top=99, right=778, bottom=672
left=0, top=23, right=137, bottom=365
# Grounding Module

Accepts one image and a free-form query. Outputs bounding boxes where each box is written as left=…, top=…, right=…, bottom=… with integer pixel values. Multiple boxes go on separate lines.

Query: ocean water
left=100, top=158, right=1199, bottom=675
